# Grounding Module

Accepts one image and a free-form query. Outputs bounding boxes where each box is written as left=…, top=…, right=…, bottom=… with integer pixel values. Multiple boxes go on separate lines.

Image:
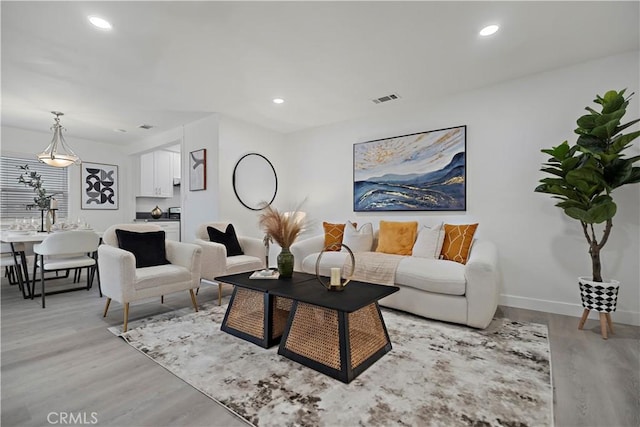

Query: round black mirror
left=232, top=153, right=278, bottom=211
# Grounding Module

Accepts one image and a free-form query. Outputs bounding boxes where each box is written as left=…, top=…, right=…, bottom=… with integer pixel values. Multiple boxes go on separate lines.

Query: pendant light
left=37, top=111, right=81, bottom=167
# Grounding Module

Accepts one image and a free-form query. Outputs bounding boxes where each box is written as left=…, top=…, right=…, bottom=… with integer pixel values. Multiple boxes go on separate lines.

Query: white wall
left=1, top=126, right=133, bottom=232
left=218, top=115, right=290, bottom=237
left=181, top=115, right=220, bottom=243
left=285, top=51, right=640, bottom=325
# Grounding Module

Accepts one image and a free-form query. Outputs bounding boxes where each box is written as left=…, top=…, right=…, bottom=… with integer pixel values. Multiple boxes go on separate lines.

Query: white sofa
left=290, top=233, right=499, bottom=329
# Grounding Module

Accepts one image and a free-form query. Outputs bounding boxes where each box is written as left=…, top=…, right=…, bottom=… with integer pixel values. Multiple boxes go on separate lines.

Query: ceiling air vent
left=138, top=124, right=154, bottom=130
left=372, top=93, right=401, bottom=104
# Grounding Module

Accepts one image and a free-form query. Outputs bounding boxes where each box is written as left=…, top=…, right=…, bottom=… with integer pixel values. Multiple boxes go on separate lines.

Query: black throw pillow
left=115, top=229, right=170, bottom=268
left=207, top=224, right=244, bottom=256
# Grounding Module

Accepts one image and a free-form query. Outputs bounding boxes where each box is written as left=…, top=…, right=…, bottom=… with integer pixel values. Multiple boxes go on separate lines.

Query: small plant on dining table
left=17, top=164, right=53, bottom=210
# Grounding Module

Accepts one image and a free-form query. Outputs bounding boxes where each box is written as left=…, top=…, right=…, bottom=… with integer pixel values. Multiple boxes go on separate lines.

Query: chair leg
left=123, top=303, right=129, bottom=333
left=189, top=289, right=198, bottom=312
left=218, top=283, right=222, bottom=306
left=161, top=295, right=164, bottom=304
left=31, top=259, right=38, bottom=300
left=40, top=255, right=45, bottom=309
left=103, top=298, right=111, bottom=317
left=95, top=266, right=102, bottom=297
left=86, top=266, right=91, bottom=290
left=195, top=287, right=200, bottom=295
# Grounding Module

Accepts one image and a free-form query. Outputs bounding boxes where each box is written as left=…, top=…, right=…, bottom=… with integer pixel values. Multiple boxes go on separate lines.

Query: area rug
left=110, top=302, right=553, bottom=427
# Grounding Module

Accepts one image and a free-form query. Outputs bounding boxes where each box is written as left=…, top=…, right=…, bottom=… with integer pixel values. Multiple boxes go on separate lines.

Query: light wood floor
left=1, top=275, right=638, bottom=427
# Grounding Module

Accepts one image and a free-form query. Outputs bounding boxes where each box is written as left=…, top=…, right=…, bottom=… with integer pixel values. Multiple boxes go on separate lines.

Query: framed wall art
left=81, top=162, right=119, bottom=210
left=353, top=125, right=466, bottom=212
left=189, top=148, right=207, bottom=191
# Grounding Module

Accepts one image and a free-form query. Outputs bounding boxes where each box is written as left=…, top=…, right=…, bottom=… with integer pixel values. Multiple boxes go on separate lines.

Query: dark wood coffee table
left=215, top=272, right=317, bottom=348
left=271, top=280, right=399, bottom=383
left=215, top=271, right=399, bottom=383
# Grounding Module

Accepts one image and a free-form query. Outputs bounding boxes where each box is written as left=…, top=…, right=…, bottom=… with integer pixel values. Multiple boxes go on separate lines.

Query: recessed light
left=273, top=98, right=284, bottom=104
left=479, top=25, right=499, bottom=37
left=89, top=16, right=112, bottom=30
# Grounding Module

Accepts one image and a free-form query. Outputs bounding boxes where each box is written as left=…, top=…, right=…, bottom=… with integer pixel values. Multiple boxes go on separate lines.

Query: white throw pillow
left=341, top=221, right=373, bottom=253
left=412, top=223, right=445, bottom=259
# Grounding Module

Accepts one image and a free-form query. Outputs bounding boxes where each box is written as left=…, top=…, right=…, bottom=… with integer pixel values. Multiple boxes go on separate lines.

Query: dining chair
left=1, top=243, right=19, bottom=285
left=32, top=230, right=100, bottom=308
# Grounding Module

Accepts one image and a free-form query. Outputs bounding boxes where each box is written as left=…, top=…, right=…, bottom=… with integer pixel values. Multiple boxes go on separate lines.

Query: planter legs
left=578, top=308, right=614, bottom=340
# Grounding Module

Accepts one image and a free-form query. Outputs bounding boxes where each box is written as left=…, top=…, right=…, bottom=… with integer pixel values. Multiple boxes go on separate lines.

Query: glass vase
left=277, top=247, right=294, bottom=278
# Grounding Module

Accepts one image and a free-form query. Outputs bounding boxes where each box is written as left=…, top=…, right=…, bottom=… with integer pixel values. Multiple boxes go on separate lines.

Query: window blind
left=1, top=156, right=69, bottom=220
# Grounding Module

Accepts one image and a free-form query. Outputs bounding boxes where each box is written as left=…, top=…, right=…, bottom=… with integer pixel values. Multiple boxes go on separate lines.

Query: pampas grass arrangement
left=258, top=204, right=304, bottom=249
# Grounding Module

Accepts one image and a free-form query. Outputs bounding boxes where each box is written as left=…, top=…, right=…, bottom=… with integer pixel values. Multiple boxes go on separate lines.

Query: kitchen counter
left=132, top=218, right=180, bottom=222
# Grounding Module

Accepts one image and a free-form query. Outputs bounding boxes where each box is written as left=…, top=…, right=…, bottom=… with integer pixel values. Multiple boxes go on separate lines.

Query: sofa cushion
left=225, top=255, right=264, bottom=275
left=342, top=221, right=373, bottom=253
left=412, top=223, right=445, bottom=259
left=396, top=257, right=466, bottom=296
left=323, top=222, right=346, bottom=251
left=376, top=220, right=418, bottom=255
left=115, top=229, right=170, bottom=268
left=301, top=251, right=349, bottom=277
left=207, top=224, right=244, bottom=256
left=441, top=223, right=478, bottom=264
left=134, top=264, right=192, bottom=290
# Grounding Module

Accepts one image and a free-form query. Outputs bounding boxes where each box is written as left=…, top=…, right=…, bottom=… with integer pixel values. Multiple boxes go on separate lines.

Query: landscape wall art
left=353, top=125, right=466, bottom=211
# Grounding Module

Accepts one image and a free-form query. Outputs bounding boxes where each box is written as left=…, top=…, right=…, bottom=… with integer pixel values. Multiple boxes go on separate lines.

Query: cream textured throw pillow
left=412, top=223, right=445, bottom=259
left=341, top=221, right=374, bottom=253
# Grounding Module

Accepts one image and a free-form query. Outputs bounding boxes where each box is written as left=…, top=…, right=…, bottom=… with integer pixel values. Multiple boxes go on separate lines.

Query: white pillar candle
left=50, top=198, right=58, bottom=210
left=330, top=267, right=341, bottom=286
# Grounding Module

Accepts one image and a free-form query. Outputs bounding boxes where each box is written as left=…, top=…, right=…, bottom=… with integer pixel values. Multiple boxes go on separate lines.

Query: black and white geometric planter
left=577, top=276, right=620, bottom=339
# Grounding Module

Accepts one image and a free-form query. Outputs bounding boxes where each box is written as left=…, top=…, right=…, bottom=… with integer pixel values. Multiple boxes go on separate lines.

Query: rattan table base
left=278, top=301, right=392, bottom=383
left=221, top=287, right=291, bottom=348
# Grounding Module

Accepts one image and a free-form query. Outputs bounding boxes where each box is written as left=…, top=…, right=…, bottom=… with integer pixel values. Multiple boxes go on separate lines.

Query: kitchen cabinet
left=139, top=151, right=173, bottom=197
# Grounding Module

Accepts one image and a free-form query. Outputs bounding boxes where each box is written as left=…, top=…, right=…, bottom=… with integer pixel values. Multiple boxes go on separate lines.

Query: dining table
left=0, top=229, right=103, bottom=299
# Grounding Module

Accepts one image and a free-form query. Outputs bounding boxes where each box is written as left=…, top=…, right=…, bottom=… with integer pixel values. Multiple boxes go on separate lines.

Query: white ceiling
left=2, top=1, right=638, bottom=146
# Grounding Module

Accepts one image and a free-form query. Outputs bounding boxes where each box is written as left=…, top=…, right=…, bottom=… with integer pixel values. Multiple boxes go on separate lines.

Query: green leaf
left=576, top=114, right=597, bottom=130
left=576, top=134, right=606, bottom=153
left=601, top=90, right=625, bottom=114
left=610, top=130, right=640, bottom=153
left=586, top=201, right=617, bottom=224
left=544, top=141, right=571, bottom=160
left=613, top=118, right=640, bottom=135
left=561, top=156, right=580, bottom=172
left=540, top=167, right=564, bottom=177
left=555, top=200, right=588, bottom=210
left=621, top=167, right=640, bottom=185
left=604, top=158, right=632, bottom=188
left=566, top=167, right=605, bottom=186
left=565, top=207, right=590, bottom=222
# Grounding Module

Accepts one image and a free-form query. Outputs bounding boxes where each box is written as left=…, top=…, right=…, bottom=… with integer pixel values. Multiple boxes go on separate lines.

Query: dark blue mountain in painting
left=354, top=152, right=465, bottom=211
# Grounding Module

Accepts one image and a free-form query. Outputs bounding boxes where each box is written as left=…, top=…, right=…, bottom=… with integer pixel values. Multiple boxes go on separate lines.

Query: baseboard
left=500, top=294, right=640, bottom=327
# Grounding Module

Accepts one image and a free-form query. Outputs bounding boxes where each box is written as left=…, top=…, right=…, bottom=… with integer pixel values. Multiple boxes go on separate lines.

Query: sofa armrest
left=98, top=244, right=136, bottom=302
left=239, top=236, right=266, bottom=263
left=290, top=235, right=325, bottom=271
left=194, top=238, right=227, bottom=281
left=464, top=240, right=500, bottom=328
left=166, top=241, right=202, bottom=286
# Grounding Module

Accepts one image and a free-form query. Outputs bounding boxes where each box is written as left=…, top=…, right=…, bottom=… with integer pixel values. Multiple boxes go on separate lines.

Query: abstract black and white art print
left=81, top=162, right=118, bottom=210
left=354, top=126, right=466, bottom=212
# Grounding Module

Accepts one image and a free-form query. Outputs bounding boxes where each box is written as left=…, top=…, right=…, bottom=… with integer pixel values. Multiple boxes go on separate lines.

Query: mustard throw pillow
left=323, top=222, right=356, bottom=251
left=441, top=223, right=479, bottom=264
left=375, top=220, right=418, bottom=255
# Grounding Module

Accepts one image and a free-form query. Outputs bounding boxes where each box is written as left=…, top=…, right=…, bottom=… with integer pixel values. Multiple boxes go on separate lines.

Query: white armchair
left=194, top=222, right=264, bottom=305
left=99, top=223, right=202, bottom=332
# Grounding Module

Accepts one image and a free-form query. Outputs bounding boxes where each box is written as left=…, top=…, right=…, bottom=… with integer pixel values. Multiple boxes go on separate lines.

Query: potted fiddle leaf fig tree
left=535, top=89, right=640, bottom=336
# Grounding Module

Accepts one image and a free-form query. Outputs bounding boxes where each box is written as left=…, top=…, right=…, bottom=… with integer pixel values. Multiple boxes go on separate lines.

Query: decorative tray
left=250, top=270, right=280, bottom=280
